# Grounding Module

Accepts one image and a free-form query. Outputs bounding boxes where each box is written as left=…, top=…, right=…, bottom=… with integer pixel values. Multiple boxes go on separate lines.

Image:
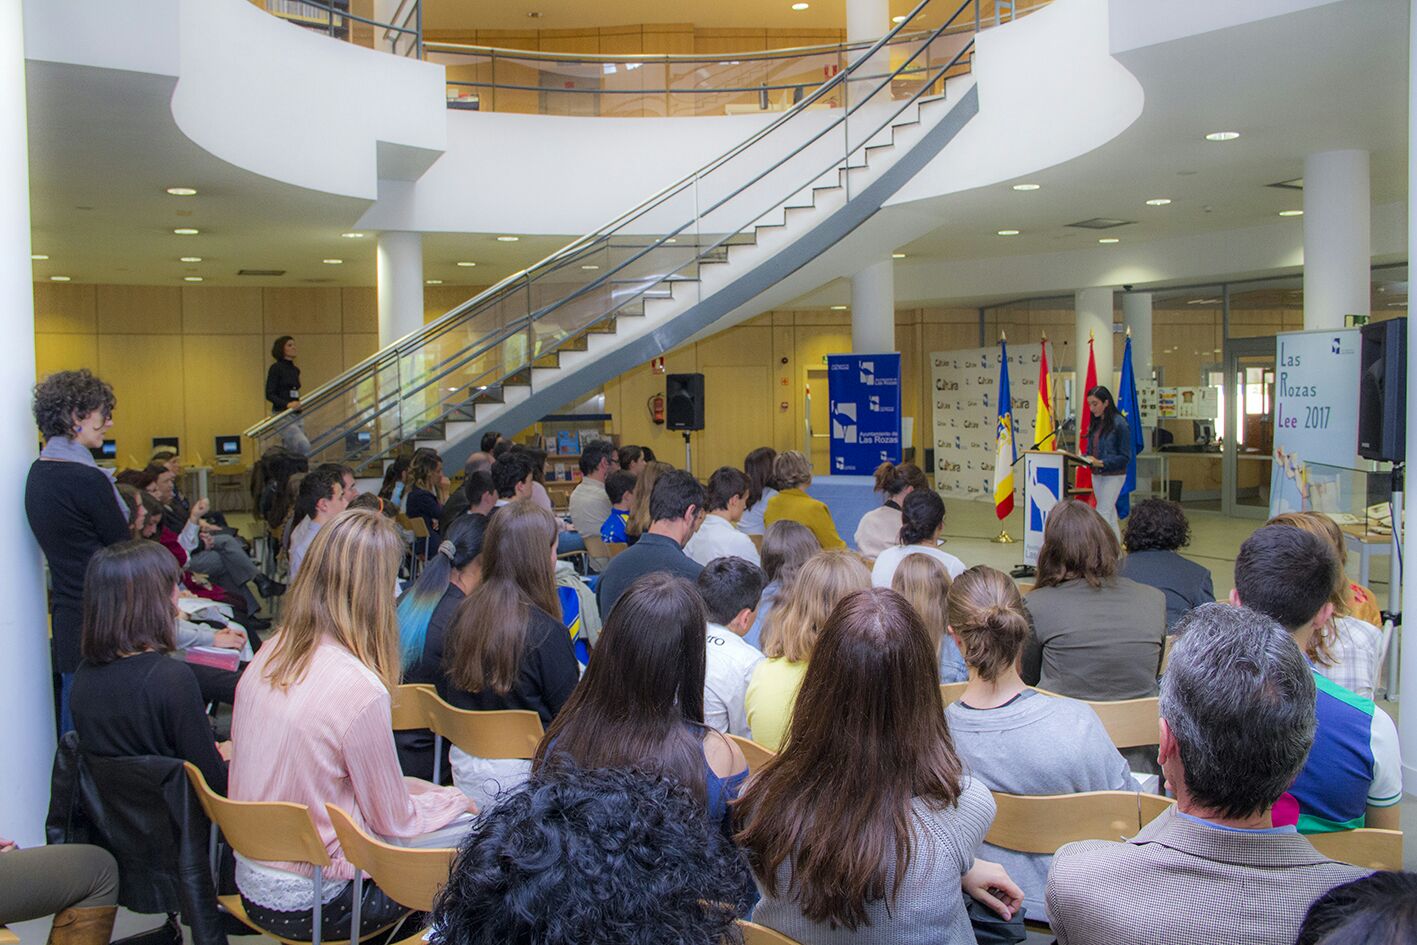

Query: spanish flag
left=994, top=338, right=1016, bottom=520
left=1034, top=336, right=1055, bottom=451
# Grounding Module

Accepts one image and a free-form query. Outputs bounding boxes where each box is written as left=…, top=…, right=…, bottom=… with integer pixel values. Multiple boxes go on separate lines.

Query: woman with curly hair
left=1119, top=498, right=1214, bottom=628
left=25, top=369, right=129, bottom=734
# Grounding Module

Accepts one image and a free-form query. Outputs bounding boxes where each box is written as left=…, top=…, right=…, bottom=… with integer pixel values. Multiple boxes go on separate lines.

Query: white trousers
left=1093, top=473, right=1124, bottom=540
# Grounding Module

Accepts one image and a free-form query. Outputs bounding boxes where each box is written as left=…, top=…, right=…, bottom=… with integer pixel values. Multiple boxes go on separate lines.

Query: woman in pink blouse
left=230, top=509, right=475, bottom=941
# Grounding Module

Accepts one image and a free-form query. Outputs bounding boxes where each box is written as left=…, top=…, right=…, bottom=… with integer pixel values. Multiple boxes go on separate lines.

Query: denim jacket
left=1087, top=413, right=1132, bottom=474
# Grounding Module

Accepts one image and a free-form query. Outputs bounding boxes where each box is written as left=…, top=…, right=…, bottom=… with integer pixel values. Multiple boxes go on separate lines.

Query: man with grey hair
left=1045, top=602, right=1369, bottom=945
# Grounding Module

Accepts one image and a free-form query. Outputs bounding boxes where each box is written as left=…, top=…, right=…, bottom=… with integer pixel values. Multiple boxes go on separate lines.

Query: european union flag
left=1116, top=336, right=1147, bottom=518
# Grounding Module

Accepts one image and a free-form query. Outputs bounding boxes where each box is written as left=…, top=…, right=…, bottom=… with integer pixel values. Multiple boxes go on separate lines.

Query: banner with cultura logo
left=1269, top=328, right=1361, bottom=517
left=931, top=345, right=1041, bottom=503
left=827, top=354, right=901, bottom=475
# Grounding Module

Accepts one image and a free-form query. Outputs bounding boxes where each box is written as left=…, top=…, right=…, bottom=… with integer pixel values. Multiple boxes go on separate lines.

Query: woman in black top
left=69, top=541, right=228, bottom=794
left=24, top=370, right=130, bottom=735
left=404, top=451, right=446, bottom=549
left=264, top=336, right=311, bottom=456
left=1082, top=384, right=1132, bottom=539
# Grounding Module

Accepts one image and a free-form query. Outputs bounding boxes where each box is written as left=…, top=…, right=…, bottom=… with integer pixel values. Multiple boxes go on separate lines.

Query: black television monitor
left=344, top=430, right=373, bottom=453
left=152, top=436, right=180, bottom=452
left=90, top=439, right=117, bottom=461
left=214, top=435, right=242, bottom=457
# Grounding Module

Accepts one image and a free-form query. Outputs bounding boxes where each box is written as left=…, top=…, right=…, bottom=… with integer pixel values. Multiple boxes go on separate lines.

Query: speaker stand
left=682, top=431, right=693, bottom=477
left=1383, top=463, right=1404, bottom=702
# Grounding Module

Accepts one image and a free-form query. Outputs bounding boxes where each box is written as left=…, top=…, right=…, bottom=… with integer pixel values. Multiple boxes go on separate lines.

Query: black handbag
left=966, top=897, right=1028, bottom=945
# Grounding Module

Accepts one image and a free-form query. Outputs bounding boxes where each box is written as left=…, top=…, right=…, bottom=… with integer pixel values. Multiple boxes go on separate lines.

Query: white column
left=377, top=231, right=424, bottom=347
left=1074, top=287, right=1114, bottom=396
left=1122, top=292, right=1153, bottom=381
left=846, top=0, right=891, bottom=114
left=851, top=256, right=895, bottom=353
left=1, top=0, right=57, bottom=846
left=1400, top=0, right=1417, bottom=798
left=1302, top=150, right=1370, bottom=330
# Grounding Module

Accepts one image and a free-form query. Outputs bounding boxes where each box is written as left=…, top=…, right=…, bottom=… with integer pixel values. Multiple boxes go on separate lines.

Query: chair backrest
left=1308, top=828, right=1405, bottom=871
left=582, top=534, right=611, bottom=559
left=726, top=734, right=777, bottom=775
left=737, top=920, right=803, bottom=944
left=406, top=517, right=430, bottom=539
left=986, top=791, right=1150, bottom=855
left=1083, top=697, right=1160, bottom=749
left=0, top=926, right=20, bottom=945
left=749, top=534, right=764, bottom=552
left=1159, top=634, right=1176, bottom=676
left=605, top=541, right=628, bottom=558
left=938, top=681, right=969, bottom=708
left=326, top=804, right=457, bottom=911
left=391, top=684, right=434, bottom=732
left=422, top=690, right=544, bottom=760
left=1137, top=792, right=1175, bottom=825
left=183, top=763, right=331, bottom=867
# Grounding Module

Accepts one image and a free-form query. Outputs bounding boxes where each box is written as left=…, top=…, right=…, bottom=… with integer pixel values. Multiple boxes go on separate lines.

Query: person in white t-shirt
left=697, top=556, right=767, bottom=738
left=871, top=489, right=965, bottom=587
left=685, top=467, right=761, bottom=567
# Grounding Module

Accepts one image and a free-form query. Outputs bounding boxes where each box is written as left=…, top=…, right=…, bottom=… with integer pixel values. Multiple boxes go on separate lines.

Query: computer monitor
left=152, top=436, right=180, bottom=452
left=344, top=430, right=373, bottom=452
left=90, top=439, right=117, bottom=462
left=214, top=435, right=242, bottom=457
left=1193, top=421, right=1215, bottom=446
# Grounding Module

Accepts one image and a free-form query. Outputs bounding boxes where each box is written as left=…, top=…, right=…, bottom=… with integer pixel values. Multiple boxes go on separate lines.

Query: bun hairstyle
left=898, top=489, right=945, bottom=545
left=947, top=565, right=1030, bottom=682
left=873, top=461, right=929, bottom=498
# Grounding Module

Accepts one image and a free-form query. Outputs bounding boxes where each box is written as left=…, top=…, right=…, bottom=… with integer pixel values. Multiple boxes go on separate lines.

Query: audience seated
left=739, top=587, right=1021, bottom=943
left=130, top=481, right=255, bottom=623
left=1046, top=603, right=1370, bottom=945
left=1230, top=525, right=1402, bottom=832
left=231, top=510, right=474, bottom=941
left=406, top=451, right=447, bottom=546
left=855, top=460, right=929, bottom=558
left=489, top=451, right=537, bottom=508
left=377, top=455, right=411, bottom=508
left=745, top=520, right=819, bottom=650
left=567, top=440, right=616, bottom=570
left=596, top=470, right=705, bottom=619
left=744, top=551, right=870, bottom=750
left=945, top=565, right=1137, bottom=922
left=616, top=444, right=647, bottom=476
left=435, top=501, right=579, bottom=809
left=0, top=840, right=119, bottom=945
left=429, top=766, right=750, bottom=945
left=870, top=489, right=966, bottom=586
left=599, top=470, right=635, bottom=543
left=286, top=466, right=349, bottom=581
left=763, top=450, right=845, bottom=550
left=1022, top=499, right=1167, bottom=701
left=890, top=553, right=966, bottom=682
left=516, top=445, right=557, bottom=514
left=696, top=557, right=767, bottom=738
left=1268, top=512, right=1385, bottom=698
left=737, top=446, right=778, bottom=537
left=554, top=553, right=600, bottom=663
left=1118, top=498, right=1214, bottom=628
left=1295, top=871, right=1417, bottom=945
left=535, top=574, right=749, bottom=833
left=623, top=461, right=673, bottom=541
left=684, top=466, right=761, bottom=567
left=437, top=453, right=493, bottom=535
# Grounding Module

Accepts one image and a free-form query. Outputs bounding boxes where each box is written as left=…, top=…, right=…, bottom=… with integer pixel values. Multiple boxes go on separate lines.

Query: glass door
left=1223, top=336, right=1277, bottom=517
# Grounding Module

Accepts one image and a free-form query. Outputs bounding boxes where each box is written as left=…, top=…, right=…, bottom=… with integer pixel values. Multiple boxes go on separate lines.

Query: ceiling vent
left=238, top=269, right=286, bottom=277
left=1267, top=177, right=1304, bottom=190
left=1065, top=218, right=1135, bottom=230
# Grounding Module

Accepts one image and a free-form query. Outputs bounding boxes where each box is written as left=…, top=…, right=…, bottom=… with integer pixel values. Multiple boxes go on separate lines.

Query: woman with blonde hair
left=230, top=510, right=474, bottom=942
left=745, top=520, right=820, bottom=649
left=890, top=553, right=966, bottom=683
left=743, top=550, right=870, bottom=749
left=944, top=566, right=1135, bottom=923
left=1266, top=511, right=1384, bottom=697
left=624, top=460, right=673, bottom=541
left=763, top=450, right=845, bottom=550
left=435, top=500, right=579, bottom=808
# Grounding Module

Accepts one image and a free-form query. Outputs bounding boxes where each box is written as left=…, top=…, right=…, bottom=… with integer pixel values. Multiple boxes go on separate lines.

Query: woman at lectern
left=1081, top=385, right=1131, bottom=539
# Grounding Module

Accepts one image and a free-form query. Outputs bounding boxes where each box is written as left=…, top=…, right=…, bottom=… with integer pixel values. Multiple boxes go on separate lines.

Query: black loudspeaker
left=1358, top=317, right=1406, bottom=462
left=665, top=373, right=705, bottom=431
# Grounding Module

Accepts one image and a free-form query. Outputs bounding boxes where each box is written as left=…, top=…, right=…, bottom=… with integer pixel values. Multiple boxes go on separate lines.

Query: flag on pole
left=1033, top=336, right=1055, bottom=451
left=1116, top=334, right=1146, bottom=519
left=993, top=337, right=1017, bottom=520
left=1075, top=333, right=1098, bottom=506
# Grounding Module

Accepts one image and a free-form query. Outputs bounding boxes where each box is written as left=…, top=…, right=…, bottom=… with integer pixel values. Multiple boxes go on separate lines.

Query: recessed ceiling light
left=341, top=231, right=365, bottom=238
left=1205, top=131, right=1240, bottom=141
left=665, top=238, right=677, bottom=243
left=165, top=187, right=197, bottom=196
left=1098, top=237, right=1120, bottom=244
left=1279, top=209, right=1304, bottom=217
left=31, top=254, right=48, bottom=260
left=891, top=15, right=905, bottom=22
left=791, top=2, right=810, bottom=10
left=1145, top=198, right=1172, bottom=206
left=830, top=305, right=848, bottom=310
left=997, top=229, right=1020, bottom=236
left=184, top=276, right=203, bottom=282
left=426, top=279, right=443, bottom=285
left=173, top=227, right=199, bottom=235
left=179, top=256, right=202, bottom=263
left=496, top=235, right=519, bottom=242
left=456, top=261, right=477, bottom=267
left=1011, top=183, right=1040, bottom=191
left=892, top=253, right=906, bottom=259
left=323, top=258, right=343, bottom=264
left=581, top=264, right=600, bottom=270
left=49, top=275, right=71, bottom=282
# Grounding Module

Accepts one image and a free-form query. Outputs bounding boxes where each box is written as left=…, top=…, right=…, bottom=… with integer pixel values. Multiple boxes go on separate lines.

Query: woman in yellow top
left=763, top=450, right=846, bottom=550
left=744, top=551, right=871, bottom=749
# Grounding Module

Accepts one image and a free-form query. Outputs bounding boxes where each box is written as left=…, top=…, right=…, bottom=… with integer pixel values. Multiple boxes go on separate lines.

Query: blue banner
left=828, top=353, right=902, bottom=475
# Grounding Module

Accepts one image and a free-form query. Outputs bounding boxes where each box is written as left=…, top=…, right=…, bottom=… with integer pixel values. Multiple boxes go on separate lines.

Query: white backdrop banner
left=931, top=344, right=1043, bottom=503
left=1269, top=328, right=1361, bottom=516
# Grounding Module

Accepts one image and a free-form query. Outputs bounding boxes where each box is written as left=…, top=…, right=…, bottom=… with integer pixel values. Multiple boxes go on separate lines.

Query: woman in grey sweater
left=944, top=565, right=1138, bottom=924
left=737, top=587, right=1022, bottom=945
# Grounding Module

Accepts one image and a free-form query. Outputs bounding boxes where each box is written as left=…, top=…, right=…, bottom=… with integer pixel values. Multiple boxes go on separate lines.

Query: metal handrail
left=246, top=0, right=979, bottom=446
left=262, top=0, right=422, bottom=57
left=424, top=31, right=932, bottom=66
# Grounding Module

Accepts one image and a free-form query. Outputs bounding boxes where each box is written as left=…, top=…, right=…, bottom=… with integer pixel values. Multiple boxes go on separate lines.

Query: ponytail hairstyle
left=947, top=565, right=1031, bottom=682
left=395, top=514, right=489, bottom=670
left=1087, top=385, right=1119, bottom=436
left=872, top=461, right=928, bottom=500
left=890, top=552, right=952, bottom=659
left=898, top=489, right=945, bottom=545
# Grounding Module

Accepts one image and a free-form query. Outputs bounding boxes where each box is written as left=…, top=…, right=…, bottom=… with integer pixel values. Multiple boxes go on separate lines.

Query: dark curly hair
left=1123, top=498, right=1191, bottom=553
left=1296, top=871, right=1417, bottom=945
left=32, top=369, right=115, bottom=442
left=431, top=765, right=752, bottom=945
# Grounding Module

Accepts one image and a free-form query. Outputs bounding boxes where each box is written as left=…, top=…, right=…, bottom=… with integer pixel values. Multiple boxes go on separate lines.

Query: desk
left=1341, top=524, right=1391, bottom=587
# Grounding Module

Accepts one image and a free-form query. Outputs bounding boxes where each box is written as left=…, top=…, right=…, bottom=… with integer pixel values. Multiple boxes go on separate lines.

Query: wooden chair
left=726, top=734, right=777, bottom=776
left=183, top=763, right=397, bottom=945
left=737, top=919, right=803, bottom=944
left=1308, top=828, right=1405, bottom=871
left=421, top=690, right=544, bottom=784
left=1137, top=792, right=1175, bottom=826
left=326, top=804, right=457, bottom=943
left=605, top=541, right=628, bottom=558
left=0, top=926, right=20, bottom=945
left=939, top=681, right=969, bottom=708
left=1159, top=634, right=1176, bottom=676
left=749, top=534, right=765, bottom=552
left=390, top=684, right=434, bottom=732
left=986, top=791, right=1152, bottom=855
left=1082, top=697, right=1161, bottom=750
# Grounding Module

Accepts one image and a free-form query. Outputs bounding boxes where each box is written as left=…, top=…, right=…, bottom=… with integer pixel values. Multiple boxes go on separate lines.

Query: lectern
left=1022, top=450, right=1091, bottom=566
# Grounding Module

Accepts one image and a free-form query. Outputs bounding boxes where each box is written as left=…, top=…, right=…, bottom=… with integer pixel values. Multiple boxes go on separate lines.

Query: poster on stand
left=930, top=344, right=1042, bottom=502
left=1269, top=328, right=1361, bottom=516
left=827, top=353, right=901, bottom=474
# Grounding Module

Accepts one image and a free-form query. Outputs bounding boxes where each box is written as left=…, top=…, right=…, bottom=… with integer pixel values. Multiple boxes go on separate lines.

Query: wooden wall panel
left=642, top=24, right=694, bottom=54
left=96, top=285, right=182, bottom=334
left=98, top=333, right=186, bottom=466
left=344, top=332, right=379, bottom=369
left=182, top=334, right=266, bottom=463
left=599, top=26, right=644, bottom=54
left=34, top=283, right=96, bottom=334
left=342, top=287, right=378, bottom=333
left=262, top=287, right=343, bottom=334
left=694, top=29, right=769, bottom=53
left=35, top=333, right=100, bottom=380
left=182, top=286, right=263, bottom=334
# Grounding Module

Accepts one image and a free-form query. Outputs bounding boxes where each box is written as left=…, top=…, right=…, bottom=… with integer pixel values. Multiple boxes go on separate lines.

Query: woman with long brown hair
left=624, top=460, right=673, bottom=540
left=739, top=446, right=779, bottom=537
left=743, top=550, right=870, bottom=750
left=738, top=587, right=1021, bottom=942
left=437, top=501, right=579, bottom=809
left=230, top=510, right=472, bottom=942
